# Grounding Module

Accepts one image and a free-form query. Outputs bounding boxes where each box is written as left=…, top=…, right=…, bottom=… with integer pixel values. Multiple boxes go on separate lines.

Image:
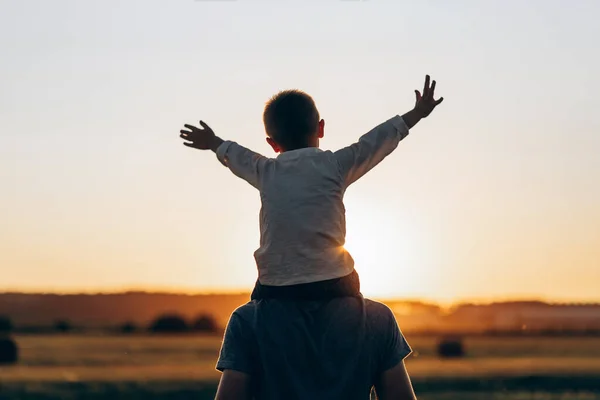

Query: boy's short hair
left=263, top=90, right=320, bottom=150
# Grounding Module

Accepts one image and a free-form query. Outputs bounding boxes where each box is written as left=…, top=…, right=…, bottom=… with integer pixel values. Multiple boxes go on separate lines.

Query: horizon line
left=1, top=288, right=599, bottom=307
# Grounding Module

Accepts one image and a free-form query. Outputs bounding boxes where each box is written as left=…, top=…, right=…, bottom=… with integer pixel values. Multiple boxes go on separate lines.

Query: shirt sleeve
left=216, top=309, right=256, bottom=374
left=216, top=140, right=269, bottom=189
left=333, top=115, right=409, bottom=186
left=379, top=307, right=412, bottom=373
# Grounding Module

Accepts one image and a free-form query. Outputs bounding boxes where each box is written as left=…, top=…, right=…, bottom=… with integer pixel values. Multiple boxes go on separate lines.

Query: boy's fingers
left=430, top=80, right=436, bottom=98
left=180, top=129, right=192, bottom=135
left=423, top=75, right=430, bottom=97
left=199, top=120, right=211, bottom=131
left=180, top=133, right=192, bottom=140
left=414, top=90, right=421, bottom=102
left=183, top=142, right=197, bottom=148
left=183, top=124, right=197, bottom=131
left=435, top=97, right=444, bottom=106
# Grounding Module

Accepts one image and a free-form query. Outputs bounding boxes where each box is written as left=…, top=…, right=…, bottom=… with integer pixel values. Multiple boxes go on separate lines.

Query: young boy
left=180, top=76, right=443, bottom=398
left=179, top=75, right=442, bottom=299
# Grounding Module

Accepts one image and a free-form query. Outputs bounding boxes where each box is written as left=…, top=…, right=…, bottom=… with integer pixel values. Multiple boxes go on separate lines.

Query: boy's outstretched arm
left=334, top=75, right=443, bottom=186
left=180, top=121, right=268, bottom=189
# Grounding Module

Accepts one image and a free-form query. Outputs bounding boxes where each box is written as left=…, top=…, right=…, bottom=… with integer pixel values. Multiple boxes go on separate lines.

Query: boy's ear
left=266, top=137, right=281, bottom=153
left=318, top=119, right=325, bottom=139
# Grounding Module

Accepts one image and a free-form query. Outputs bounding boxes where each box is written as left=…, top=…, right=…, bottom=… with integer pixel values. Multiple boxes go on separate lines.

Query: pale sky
left=1, top=0, right=599, bottom=302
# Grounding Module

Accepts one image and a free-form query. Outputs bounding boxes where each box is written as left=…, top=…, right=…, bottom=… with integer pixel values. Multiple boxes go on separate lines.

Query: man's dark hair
left=263, top=90, right=320, bottom=150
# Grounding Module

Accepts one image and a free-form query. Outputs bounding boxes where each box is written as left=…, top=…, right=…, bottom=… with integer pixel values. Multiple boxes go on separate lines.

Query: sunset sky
left=1, top=0, right=599, bottom=303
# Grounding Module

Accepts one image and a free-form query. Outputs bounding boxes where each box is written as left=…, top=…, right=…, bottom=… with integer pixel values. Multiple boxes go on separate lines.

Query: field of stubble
left=1, top=335, right=600, bottom=399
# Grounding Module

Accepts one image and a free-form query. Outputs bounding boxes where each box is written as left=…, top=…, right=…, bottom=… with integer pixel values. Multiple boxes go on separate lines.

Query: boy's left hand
left=414, top=75, right=444, bottom=118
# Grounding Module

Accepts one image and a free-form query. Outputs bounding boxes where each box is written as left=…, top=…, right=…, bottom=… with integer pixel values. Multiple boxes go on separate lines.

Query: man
left=214, top=296, right=418, bottom=400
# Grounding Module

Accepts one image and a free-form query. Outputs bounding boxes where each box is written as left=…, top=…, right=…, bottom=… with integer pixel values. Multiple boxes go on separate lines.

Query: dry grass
left=2, top=335, right=600, bottom=399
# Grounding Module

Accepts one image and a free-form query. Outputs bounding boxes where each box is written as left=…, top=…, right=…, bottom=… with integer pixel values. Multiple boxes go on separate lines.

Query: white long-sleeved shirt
left=216, top=115, right=410, bottom=286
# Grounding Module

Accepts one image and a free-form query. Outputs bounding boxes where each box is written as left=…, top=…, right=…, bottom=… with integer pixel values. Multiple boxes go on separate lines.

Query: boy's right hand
left=180, top=121, right=223, bottom=152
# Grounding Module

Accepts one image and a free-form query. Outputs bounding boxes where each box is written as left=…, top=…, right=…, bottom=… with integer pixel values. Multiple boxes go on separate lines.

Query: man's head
left=263, top=90, right=325, bottom=153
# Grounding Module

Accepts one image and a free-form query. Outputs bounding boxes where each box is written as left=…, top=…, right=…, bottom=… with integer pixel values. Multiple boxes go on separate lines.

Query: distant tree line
left=406, top=327, right=600, bottom=337
left=0, top=313, right=220, bottom=335
left=1, top=316, right=77, bottom=334
left=6, top=311, right=600, bottom=337
left=116, top=313, right=220, bottom=334
left=140, top=313, right=219, bottom=334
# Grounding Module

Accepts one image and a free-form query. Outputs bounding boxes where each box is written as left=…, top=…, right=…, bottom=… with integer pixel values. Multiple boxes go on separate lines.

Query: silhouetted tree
left=14, top=325, right=49, bottom=335
left=149, top=314, right=188, bottom=333
left=191, top=314, right=218, bottom=333
left=0, top=316, right=13, bottom=334
left=119, top=322, right=137, bottom=334
left=0, top=337, right=18, bottom=365
left=54, top=320, right=72, bottom=333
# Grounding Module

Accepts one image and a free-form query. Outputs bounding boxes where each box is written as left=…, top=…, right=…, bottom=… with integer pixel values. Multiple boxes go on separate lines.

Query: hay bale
left=0, top=336, right=18, bottom=365
left=437, top=337, right=465, bottom=358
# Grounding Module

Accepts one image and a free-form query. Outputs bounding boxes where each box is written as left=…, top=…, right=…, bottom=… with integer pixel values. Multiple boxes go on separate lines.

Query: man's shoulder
left=364, top=298, right=394, bottom=314
left=365, top=299, right=396, bottom=333
left=230, top=301, right=258, bottom=319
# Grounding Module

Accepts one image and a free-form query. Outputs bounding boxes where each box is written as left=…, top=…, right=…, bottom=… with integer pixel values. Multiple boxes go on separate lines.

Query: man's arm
left=215, top=369, right=252, bottom=400
left=180, top=120, right=268, bottom=189
left=374, top=361, right=417, bottom=400
left=334, top=75, right=443, bottom=186
left=215, top=308, right=256, bottom=399
left=372, top=303, right=416, bottom=399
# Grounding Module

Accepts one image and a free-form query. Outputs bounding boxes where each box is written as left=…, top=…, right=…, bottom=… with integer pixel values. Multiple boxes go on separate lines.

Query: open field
left=1, top=335, right=600, bottom=399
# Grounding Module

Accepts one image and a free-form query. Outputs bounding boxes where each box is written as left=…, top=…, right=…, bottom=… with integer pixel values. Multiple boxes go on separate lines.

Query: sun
left=343, top=197, right=424, bottom=299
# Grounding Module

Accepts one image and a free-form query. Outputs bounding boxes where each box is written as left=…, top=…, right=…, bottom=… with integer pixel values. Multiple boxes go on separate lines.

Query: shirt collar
left=276, top=147, right=323, bottom=160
